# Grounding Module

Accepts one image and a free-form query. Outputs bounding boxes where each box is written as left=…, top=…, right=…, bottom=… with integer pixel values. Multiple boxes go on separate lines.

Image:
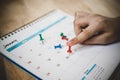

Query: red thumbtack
left=67, top=46, right=72, bottom=53
left=62, top=36, right=68, bottom=41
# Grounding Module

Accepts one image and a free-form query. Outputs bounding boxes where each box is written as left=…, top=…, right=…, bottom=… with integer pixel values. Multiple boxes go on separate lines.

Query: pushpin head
left=39, top=34, right=44, bottom=41
left=60, top=32, right=69, bottom=41
left=54, top=44, right=62, bottom=49
left=60, top=33, right=64, bottom=36
left=62, top=36, right=68, bottom=41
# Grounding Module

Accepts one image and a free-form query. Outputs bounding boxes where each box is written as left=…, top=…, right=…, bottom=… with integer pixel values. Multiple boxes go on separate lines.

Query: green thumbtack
left=39, top=34, right=44, bottom=41
left=60, top=32, right=64, bottom=36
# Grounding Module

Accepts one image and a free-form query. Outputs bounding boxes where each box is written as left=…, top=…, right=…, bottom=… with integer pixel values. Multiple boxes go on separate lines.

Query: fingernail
left=66, top=41, right=72, bottom=46
left=67, top=38, right=78, bottom=46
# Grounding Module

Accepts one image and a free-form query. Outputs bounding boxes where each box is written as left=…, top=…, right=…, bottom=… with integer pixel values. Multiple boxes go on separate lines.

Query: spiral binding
left=0, top=21, right=36, bottom=41
left=0, top=17, right=47, bottom=41
left=0, top=9, right=57, bottom=41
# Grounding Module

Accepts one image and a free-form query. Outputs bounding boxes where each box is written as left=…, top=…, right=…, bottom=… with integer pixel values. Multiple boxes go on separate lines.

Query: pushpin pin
left=67, top=46, right=72, bottom=54
left=54, top=44, right=62, bottom=49
left=46, top=72, right=51, bottom=76
left=39, top=34, right=44, bottom=43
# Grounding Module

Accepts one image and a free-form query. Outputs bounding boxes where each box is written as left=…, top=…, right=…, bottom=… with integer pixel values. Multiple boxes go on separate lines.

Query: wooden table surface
left=0, top=0, right=120, bottom=80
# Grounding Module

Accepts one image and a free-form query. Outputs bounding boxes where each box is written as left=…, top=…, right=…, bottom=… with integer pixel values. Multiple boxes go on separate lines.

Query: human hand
left=67, top=12, right=120, bottom=46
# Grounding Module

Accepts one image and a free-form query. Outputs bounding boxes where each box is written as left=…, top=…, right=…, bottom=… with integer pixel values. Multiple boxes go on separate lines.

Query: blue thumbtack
left=54, top=44, right=62, bottom=49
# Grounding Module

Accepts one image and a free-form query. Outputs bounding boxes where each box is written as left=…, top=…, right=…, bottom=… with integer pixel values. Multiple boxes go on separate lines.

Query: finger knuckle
left=83, top=29, right=91, bottom=36
left=74, top=20, right=79, bottom=25
left=96, top=16, right=106, bottom=23
left=75, top=11, right=79, bottom=15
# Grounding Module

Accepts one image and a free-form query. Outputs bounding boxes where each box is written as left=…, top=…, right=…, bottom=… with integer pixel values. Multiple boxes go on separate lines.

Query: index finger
left=67, top=25, right=101, bottom=46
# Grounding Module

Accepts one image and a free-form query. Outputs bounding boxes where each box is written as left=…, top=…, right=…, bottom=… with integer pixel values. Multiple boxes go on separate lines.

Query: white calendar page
left=0, top=9, right=120, bottom=80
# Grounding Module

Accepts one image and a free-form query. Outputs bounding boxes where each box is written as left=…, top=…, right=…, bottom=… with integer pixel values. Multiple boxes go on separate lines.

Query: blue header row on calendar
left=7, top=16, right=67, bottom=52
